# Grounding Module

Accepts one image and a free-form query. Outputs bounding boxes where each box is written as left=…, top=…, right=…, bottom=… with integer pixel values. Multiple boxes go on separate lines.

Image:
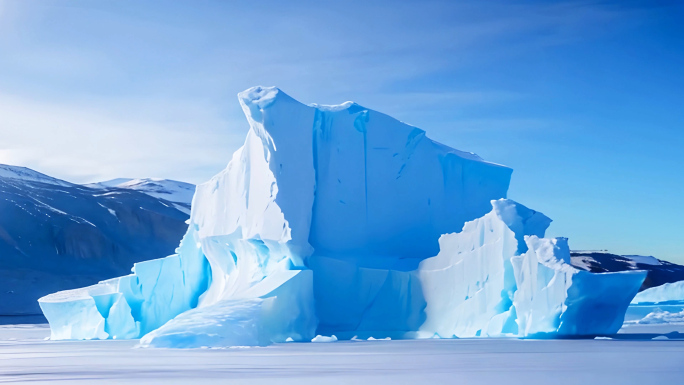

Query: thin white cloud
left=0, top=0, right=646, bottom=184
left=0, top=92, right=246, bottom=184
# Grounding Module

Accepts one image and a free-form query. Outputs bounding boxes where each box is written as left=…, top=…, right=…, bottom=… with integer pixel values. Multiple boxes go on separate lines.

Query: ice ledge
left=309, top=101, right=357, bottom=112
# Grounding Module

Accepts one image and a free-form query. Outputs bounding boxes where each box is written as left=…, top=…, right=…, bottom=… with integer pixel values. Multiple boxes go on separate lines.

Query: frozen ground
left=1, top=325, right=684, bottom=384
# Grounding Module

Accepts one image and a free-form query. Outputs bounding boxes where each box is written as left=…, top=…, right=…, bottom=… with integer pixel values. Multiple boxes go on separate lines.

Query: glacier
left=39, top=86, right=649, bottom=346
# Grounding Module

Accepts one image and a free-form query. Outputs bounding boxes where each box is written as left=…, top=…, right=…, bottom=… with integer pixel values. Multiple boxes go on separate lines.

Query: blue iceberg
left=39, top=87, right=647, bottom=346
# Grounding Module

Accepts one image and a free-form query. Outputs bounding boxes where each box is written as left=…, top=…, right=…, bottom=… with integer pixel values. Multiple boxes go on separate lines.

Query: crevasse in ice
left=39, top=87, right=646, bottom=346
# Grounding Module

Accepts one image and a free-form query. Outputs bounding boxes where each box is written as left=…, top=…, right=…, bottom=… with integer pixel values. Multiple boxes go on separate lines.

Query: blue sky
left=0, top=0, right=682, bottom=261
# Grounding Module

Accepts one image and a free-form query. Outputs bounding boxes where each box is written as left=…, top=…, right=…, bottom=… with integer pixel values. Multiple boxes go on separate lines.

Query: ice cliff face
left=512, top=237, right=644, bottom=336
left=39, top=87, right=647, bottom=345
left=415, top=202, right=643, bottom=338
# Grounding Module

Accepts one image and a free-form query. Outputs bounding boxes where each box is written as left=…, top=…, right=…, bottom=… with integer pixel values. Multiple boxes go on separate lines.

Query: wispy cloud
left=0, top=92, right=246, bottom=184
left=0, top=0, right=652, bottom=183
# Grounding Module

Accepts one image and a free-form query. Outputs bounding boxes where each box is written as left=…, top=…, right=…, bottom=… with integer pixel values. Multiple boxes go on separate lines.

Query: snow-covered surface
left=38, top=86, right=648, bottom=346
left=87, top=178, right=195, bottom=213
left=88, top=178, right=134, bottom=188
left=0, top=164, right=74, bottom=187
left=570, top=255, right=594, bottom=271
left=624, top=255, right=662, bottom=266
left=2, top=325, right=684, bottom=384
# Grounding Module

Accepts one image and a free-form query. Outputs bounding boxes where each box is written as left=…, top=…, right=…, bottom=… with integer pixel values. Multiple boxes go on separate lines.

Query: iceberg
left=416, top=199, right=551, bottom=338
left=417, top=201, right=644, bottom=338
left=40, top=229, right=211, bottom=340
left=512, top=236, right=645, bottom=336
left=625, top=281, right=684, bottom=324
left=39, top=86, right=647, bottom=345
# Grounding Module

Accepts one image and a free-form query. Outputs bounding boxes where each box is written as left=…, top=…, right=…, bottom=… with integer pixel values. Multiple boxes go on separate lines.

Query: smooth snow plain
left=1, top=324, right=684, bottom=385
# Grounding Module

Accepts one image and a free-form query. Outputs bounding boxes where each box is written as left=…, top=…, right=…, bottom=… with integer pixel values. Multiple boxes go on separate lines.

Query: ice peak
left=238, top=86, right=362, bottom=113
left=238, top=86, right=282, bottom=111
left=491, top=198, right=552, bottom=254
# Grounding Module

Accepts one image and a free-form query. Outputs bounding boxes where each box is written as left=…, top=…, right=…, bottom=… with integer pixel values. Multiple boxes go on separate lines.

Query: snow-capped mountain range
left=0, top=164, right=195, bottom=208
left=0, top=164, right=194, bottom=319
left=571, top=251, right=684, bottom=291
left=0, top=164, right=74, bottom=187
left=86, top=178, right=195, bottom=214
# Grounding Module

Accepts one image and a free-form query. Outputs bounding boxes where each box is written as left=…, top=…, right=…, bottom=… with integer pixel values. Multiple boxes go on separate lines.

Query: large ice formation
left=625, top=281, right=684, bottom=324
left=39, top=86, right=647, bottom=346
left=415, top=202, right=644, bottom=338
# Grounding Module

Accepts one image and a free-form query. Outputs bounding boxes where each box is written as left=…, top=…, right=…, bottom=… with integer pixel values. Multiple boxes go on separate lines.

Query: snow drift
left=39, top=86, right=647, bottom=345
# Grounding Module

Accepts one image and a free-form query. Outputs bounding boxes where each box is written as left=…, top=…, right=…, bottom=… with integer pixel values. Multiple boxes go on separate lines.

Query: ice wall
left=417, top=199, right=551, bottom=338
left=40, top=227, right=211, bottom=340
left=40, top=86, right=511, bottom=344
left=416, top=201, right=644, bottom=338
left=513, top=237, right=645, bottom=336
left=39, top=86, right=645, bottom=345
left=309, top=102, right=512, bottom=261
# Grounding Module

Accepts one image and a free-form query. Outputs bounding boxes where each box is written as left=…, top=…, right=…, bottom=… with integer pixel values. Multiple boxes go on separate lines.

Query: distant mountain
left=86, top=178, right=195, bottom=214
left=0, top=164, right=194, bottom=320
left=571, top=251, right=684, bottom=291
left=0, top=164, right=73, bottom=187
